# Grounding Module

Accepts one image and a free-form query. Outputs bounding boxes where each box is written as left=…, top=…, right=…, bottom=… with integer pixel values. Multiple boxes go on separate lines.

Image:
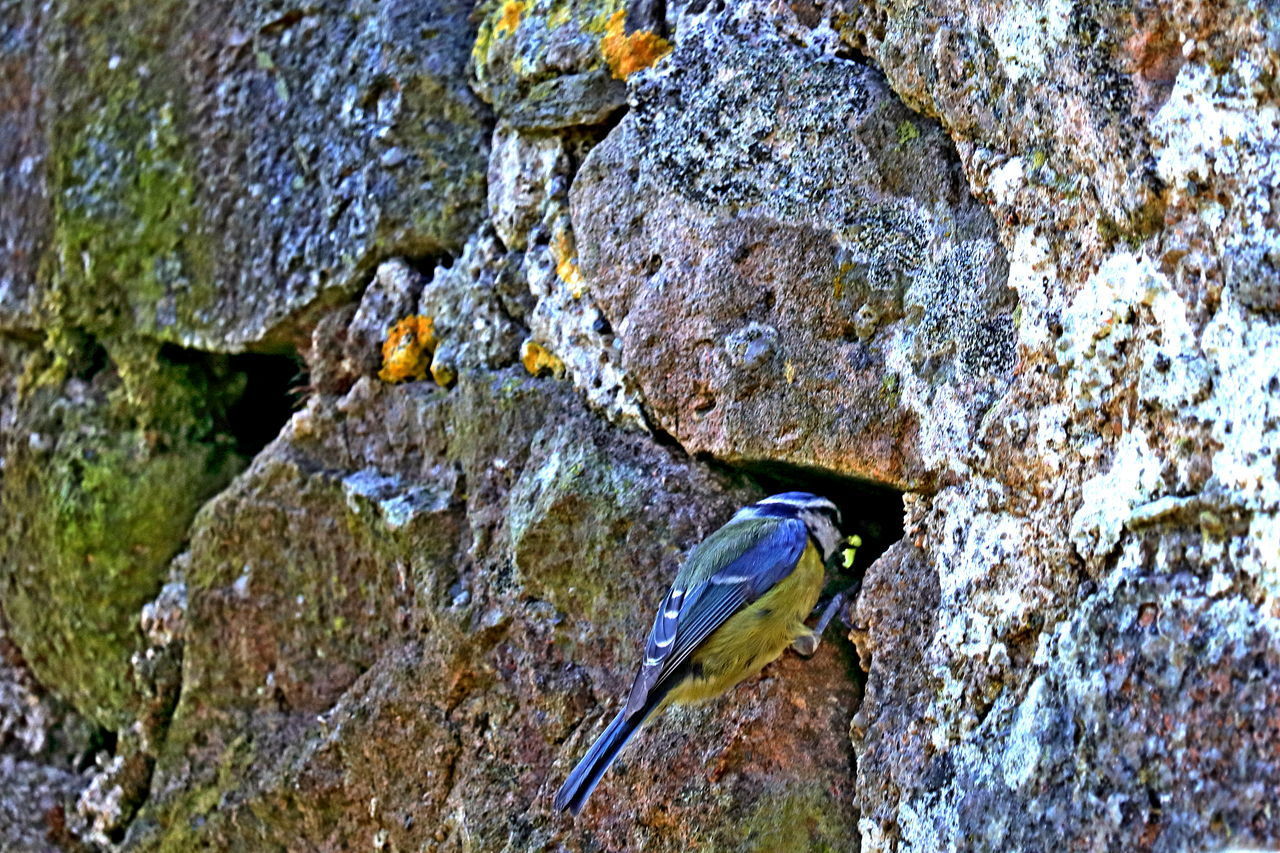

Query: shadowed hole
left=158, top=344, right=307, bottom=458
left=729, top=458, right=905, bottom=579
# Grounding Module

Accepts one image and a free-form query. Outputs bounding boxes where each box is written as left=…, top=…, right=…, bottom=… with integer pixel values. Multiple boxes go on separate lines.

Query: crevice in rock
left=157, top=344, right=307, bottom=458
left=704, top=458, right=896, bottom=829
left=77, top=727, right=116, bottom=771
left=223, top=352, right=307, bottom=457
left=69, top=332, right=110, bottom=381
left=401, top=251, right=455, bottom=285
left=639, top=406, right=687, bottom=454
left=707, top=457, right=904, bottom=702
left=726, top=459, right=906, bottom=573
left=578, top=102, right=629, bottom=141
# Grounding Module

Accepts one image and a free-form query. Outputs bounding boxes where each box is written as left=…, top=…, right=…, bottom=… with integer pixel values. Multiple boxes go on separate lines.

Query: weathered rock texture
left=1, top=0, right=1278, bottom=850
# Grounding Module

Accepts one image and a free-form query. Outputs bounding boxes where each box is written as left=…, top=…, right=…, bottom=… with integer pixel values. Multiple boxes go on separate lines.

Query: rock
left=0, top=609, right=97, bottom=853
left=5, top=0, right=489, bottom=350
left=128, top=351, right=858, bottom=849
left=473, top=0, right=630, bottom=130
left=2, top=0, right=1279, bottom=849
left=344, top=259, right=430, bottom=380
left=487, top=126, right=568, bottom=253
left=0, top=1, right=47, bottom=332
left=834, top=0, right=1280, bottom=847
left=0, top=336, right=242, bottom=730
left=416, top=230, right=528, bottom=384
left=0, top=755, right=88, bottom=853
left=571, top=7, right=1014, bottom=489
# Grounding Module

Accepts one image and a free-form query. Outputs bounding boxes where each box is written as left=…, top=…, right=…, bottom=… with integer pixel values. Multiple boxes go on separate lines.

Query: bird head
left=739, top=492, right=843, bottom=563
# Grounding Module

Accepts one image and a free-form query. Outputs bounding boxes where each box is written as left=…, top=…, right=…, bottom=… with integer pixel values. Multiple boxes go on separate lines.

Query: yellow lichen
left=600, top=8, right=671, bottom=79
left=472, top=0, right=524, bottom=68
left=896, top=119, right=920, bottom=146
left=550, top=226, right=586, bottom=297
left=429, top=352, right=457, bottom=388
left=521, top=339, right=565, bottom=378
left=378, top=315, right=437, bottom=383
left=494, top=0, right=525, bottom=39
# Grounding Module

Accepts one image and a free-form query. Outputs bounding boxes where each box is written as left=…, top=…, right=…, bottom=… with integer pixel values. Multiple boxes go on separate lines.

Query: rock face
left=1, top=0, right=1278, bottom=851
left=572, top=11, right=1013, bottom=489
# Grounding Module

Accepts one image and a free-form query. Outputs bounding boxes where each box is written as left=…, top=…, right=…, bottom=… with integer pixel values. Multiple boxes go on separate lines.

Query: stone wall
left=1, top=0, right=1277, bottom=850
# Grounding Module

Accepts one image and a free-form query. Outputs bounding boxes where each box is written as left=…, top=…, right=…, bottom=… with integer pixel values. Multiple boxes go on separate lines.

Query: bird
left=553, top=491, right=850, bottom=815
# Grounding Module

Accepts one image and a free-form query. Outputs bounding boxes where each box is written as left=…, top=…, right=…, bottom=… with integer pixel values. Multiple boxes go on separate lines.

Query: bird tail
left=553, top=689, right=666, bottom=814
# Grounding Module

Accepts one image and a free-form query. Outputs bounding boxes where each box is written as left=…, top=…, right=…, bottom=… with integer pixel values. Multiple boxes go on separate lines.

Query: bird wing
left=622, top=515, right=808, bottom=718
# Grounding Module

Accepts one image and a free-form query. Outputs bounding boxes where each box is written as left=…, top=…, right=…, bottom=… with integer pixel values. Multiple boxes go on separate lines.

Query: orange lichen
left=521, top=339, right=565, bottom=378
left=379, top=315, right=437, bottom=383
left=600, top=8, right=671, bottom=80
left=494, top=0, right=525, bottom=39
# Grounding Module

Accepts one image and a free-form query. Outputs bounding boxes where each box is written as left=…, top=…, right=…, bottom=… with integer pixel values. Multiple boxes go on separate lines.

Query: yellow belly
left=665, top=541, right=825, bottom=706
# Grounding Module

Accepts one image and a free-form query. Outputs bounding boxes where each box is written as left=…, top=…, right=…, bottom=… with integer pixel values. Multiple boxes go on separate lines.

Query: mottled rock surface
left=2, top=0, right=1279, bottom=850
left=572, top=9, right=1013, bottom=489
left=5, top=0, right=488, bottom=350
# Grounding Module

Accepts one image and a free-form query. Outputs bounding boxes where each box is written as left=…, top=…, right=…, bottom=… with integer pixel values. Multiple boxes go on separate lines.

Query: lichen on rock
left=573, top=4, right=1015, bottom=486
left=3, top=0, right=1280, bottom=849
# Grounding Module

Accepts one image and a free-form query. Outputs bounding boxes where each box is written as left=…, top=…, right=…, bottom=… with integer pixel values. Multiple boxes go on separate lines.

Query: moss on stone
left=0, top=0, right=269, bottom=729
left=507, top=422, right=651, bottom=620
left=879, top=371, right=902, bottom=407
left=0, top=346, right=243, bottom=727
left=131, top=731, right=260, bottom=852
left=896, top=119, right=921, bottom=146
left=727, top=781, right=857, bottom=851
left=43, top=0, right=214, bottom=348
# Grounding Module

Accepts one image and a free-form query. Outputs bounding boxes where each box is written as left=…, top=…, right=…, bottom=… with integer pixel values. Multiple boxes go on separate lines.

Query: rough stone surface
left=572, top=8, right=1014, bottom=489
left=472, top=0, right=631, bottom=131
left=0, top=335, right=242, bottom=730
left=836, top=0, right=1280, bottom=849
left=1, top=611, right=96, bottom=853
left=4, top=0, right=489, bottom=350
left=127, top=353, right=857, bottom=850
left=2, top=0, right=1279, bottom=850
left=0, top=0, right=47, bottom=331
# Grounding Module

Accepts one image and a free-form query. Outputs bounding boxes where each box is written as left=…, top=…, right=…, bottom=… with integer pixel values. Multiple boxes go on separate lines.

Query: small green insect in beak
left=841, top=534, right=862, bottom=569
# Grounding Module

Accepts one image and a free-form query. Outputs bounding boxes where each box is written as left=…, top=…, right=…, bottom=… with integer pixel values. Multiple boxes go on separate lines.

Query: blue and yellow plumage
left=553, top=492, right=847, bottom=814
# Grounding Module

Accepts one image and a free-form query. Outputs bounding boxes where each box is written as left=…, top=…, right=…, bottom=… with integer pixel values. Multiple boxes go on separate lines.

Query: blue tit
left=553, top=491, right=846, bottom=815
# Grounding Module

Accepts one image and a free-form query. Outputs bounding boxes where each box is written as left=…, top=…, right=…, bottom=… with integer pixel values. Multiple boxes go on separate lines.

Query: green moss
left=0, top=1, right=266, bottom=728
left=131, top=731, right=262, bottom=852
left=896, top=119, right=920, bottom=146
left=499, top=374, right=526, bottom=398
left=0, top=354, right=242, bottom=727
left=507, top=424, right=649, bottom=620
left=879, top=371, right=902, bottom=408
left=725, top=781, right=857, bottom=852
left=43, top=0, right=214, bottom=349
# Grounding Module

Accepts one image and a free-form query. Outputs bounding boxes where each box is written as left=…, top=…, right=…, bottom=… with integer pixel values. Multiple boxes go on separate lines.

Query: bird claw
left=812, top=589, right=848, bottom=636
left=794, top=589, right=855, bottom=659
left=792, top=631, right=820, bottom=658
